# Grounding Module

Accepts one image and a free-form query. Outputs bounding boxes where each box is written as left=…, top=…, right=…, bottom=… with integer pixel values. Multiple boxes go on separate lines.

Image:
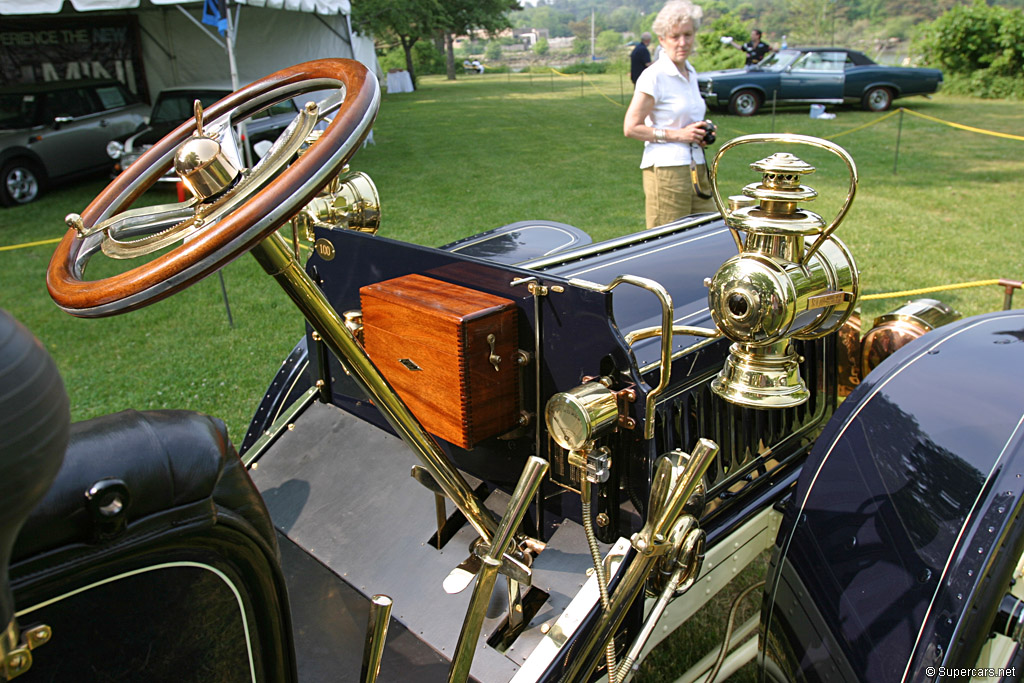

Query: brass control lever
left=360, top=595, right=393, bottom=683
left=447, top=457, right=549, bottom=683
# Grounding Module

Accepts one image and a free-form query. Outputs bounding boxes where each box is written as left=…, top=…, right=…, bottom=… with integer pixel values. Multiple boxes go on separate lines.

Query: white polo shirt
left=635, top=54, right=707, bottom=168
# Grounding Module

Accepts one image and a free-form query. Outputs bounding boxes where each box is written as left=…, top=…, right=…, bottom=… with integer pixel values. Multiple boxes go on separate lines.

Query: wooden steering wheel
left=47, top=59, right=379, bottom=318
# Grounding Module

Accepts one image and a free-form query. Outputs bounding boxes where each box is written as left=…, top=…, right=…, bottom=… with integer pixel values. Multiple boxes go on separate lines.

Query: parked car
left=106, top=82, right=299, bottom=182
left=0, top=79, right=148, bottom=206
left=699, top=47, right=944, bottom=116
left=3, top=60, right=1020, bottom=683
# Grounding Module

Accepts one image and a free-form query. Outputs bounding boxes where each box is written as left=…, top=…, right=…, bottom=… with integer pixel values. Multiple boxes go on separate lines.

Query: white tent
left=0, top=0, right=381, bottom=102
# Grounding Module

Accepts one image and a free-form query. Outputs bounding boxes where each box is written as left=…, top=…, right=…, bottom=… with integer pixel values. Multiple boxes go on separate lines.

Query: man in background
left=723, top=29, right=773, bottom=66
left=738, top=29, right=772, bottom=65
left=630, top=32, right=653, bottom=85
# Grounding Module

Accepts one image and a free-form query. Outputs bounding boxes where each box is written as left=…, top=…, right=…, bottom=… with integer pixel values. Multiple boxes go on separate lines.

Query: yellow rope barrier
left=901, top=108, right=1024, bottom=142
left=585, top=74, right=625, bottom=107
left=861, top=279, right=1003, bottom=301
left=0, top=237, right=61, bottom=252
left=824, top=108, right=901, bottom=140
left=822, top=107, right=1024, bottom=142
left=547, top=67, right=624, bottom=106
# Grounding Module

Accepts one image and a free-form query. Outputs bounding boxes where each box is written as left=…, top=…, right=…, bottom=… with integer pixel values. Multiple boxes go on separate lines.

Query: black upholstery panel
left=13, top=409, right=275, bottom=561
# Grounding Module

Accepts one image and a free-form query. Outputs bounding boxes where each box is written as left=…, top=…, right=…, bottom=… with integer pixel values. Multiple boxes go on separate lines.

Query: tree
left=485, top=40, right=504, bottom=62
left=533, top=37, right=550, bottom=56
left=595, top=29, right=623, bottom=56
left=351, top=0, right=444, bottom=88
left=438, top=0, right=520, bottom=80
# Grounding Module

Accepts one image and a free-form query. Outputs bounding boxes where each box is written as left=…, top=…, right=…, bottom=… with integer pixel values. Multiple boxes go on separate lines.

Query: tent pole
left=224, top=3, right=252, bottom=168
left=225, top=4, right=239, bottom=93
left=174, top=5, right=225, bottom=49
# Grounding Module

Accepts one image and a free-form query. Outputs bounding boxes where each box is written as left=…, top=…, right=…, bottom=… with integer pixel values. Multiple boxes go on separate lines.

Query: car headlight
left=106, top=140, right=124, bottom=160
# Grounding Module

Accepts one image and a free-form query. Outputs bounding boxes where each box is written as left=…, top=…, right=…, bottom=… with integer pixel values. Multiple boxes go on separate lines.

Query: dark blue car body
left=699, top=47, right=943, bottom=116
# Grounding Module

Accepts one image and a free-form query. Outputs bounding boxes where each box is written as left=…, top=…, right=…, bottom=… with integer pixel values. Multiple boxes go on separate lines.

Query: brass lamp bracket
left=2, top=622, right=51, bottom=681
left=567, top=445, right=612, bottom=484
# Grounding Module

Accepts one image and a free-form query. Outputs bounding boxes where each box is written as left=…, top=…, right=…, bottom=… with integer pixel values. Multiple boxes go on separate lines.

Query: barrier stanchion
left=580, top=72, right=584, bottom=98
left=893, top=108, right=904, bottom=175
left=218, top=272, right=234, bottom=327
left=771, top=89, right=777, bottom=133
left=620, top=71, right=624, bottom=105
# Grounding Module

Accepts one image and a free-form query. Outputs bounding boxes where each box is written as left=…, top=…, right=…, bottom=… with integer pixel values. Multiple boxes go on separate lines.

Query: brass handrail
left=576, top=274, right=675, bottom=440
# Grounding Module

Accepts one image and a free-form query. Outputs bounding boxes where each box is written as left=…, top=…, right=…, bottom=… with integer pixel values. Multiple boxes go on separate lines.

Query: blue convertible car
left=699, top=47, right=943, bottom=116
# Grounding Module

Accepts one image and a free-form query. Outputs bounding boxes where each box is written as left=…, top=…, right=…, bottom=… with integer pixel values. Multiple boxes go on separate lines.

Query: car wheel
left=729, top=89, right=761, bottom=117
left=862, top=86, right=893, bottom=112
left=1, top=160, right=42, bottom=207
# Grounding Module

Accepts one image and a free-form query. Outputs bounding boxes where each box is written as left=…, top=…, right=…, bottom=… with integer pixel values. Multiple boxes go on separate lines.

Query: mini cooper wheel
left=47, top=59, right=379, bottom=318
left=729, top=89, right=761, bottom=117
left=1, top=159, right=42, bottom=206
left=862, top=86, right=893, bottom=112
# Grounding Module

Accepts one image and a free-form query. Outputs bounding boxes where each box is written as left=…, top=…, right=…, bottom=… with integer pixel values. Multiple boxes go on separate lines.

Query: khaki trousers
left=642, top=165, right=716, bottom=229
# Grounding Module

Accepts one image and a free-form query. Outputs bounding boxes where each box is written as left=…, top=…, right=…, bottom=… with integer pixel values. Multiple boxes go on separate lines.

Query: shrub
left=940, top=72, right=1024, bottom=100
left=533, top=37, right=550, bottom=57
left=558, top=61, right=608, bottom=74
left=485, top=41, right=503, bottom=62
left=915, top=1, right=1024, bottom=79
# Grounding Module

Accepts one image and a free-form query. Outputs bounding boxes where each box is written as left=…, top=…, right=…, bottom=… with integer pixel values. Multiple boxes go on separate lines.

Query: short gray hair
left=652, top=0, right=703, bottom=36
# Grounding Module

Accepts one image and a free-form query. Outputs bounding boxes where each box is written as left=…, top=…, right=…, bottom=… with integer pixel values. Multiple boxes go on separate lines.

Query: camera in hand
left=700, top=120, right=717, bottom=145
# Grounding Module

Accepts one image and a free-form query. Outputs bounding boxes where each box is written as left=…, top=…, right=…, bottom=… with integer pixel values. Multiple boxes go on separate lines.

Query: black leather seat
left=13, top=409, right=276, bottom=564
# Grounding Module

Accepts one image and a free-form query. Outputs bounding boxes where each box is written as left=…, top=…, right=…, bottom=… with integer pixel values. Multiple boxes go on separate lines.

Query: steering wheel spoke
left=47, top=59, right=379, bottom=317
left=100, top=99, right=325, bottom=261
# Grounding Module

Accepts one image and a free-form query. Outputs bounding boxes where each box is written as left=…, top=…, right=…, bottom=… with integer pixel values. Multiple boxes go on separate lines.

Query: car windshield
left=0, top=92, right=40, bottom=129
left=754, top=49, right=801, bottom=71
left=150, top=90, right=228, bottom=125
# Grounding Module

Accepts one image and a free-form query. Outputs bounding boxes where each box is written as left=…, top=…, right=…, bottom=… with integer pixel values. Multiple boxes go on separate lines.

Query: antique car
left=0, top=79, right=149, bottom=206
left=2, top=59, right=1022, bottom=683
left=698, top=47, right=944, bottom=116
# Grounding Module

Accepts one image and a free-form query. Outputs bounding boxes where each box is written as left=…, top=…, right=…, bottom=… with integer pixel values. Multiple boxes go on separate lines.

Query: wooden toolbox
left=360, top=274, right=519, bottom=449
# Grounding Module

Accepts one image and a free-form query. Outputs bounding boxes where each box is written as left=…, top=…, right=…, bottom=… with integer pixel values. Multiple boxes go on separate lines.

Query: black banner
left=0, top=16, right=148, bottom=100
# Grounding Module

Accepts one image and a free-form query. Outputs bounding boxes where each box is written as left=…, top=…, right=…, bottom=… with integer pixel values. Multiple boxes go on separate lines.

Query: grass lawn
left=1, top=69, right=1022, bottom=681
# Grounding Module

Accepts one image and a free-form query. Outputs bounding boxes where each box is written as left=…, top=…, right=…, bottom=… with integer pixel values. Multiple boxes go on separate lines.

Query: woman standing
left=623, top=0, right=715, bottom=229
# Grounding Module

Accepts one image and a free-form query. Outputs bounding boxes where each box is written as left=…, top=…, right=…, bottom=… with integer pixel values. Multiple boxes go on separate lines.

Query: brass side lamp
left=705, top=134, right=860, bottom=408
left=290, top=129, right=382, bottom=239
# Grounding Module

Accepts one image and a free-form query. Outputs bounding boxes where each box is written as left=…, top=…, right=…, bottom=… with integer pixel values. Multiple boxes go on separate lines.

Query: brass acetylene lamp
left=290, top=130, right=382, bottom=239
left=706, top=134, right=860, bottom=408
left=174, top=100, right=241, bottom=201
